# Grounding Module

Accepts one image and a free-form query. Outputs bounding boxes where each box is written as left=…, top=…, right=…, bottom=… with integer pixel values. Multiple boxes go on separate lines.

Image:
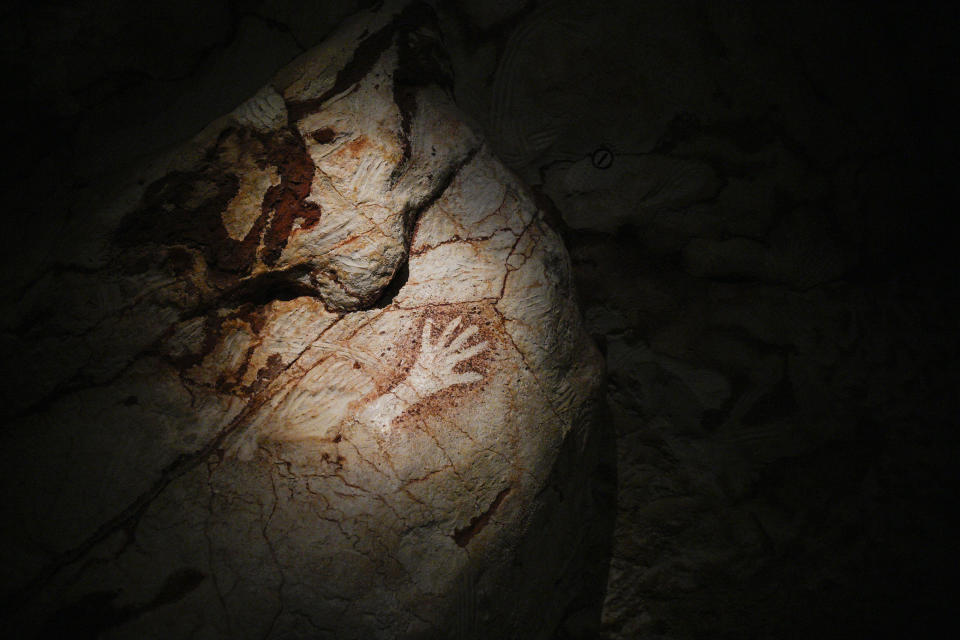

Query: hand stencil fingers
left=421, top=318, right=434, bottom=347
left=452, top=371, right=483, bottom=386
left=413, top=315, right=489, bottom=393
left=449, top=340, right=488, bottom=364
left=438, top=316, right=463, bottom=346
left=445, top=324, right=478, bottom=352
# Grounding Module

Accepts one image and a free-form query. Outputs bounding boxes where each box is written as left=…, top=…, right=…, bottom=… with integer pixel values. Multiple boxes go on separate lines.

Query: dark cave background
left=1, top=1, right=958, bottom=638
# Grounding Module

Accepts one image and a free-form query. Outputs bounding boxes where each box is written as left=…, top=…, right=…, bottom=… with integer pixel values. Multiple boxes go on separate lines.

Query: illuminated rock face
left=0, top=2, right=602, bottom=638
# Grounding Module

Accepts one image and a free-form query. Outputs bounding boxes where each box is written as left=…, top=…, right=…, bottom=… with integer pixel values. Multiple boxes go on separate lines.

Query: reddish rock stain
left=260, top=128, right=322, bottom=266
left=116, top=125, right=322, bottom=278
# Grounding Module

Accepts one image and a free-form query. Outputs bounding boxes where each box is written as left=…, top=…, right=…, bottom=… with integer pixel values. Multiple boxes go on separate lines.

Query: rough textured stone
left=0, top=3, right=603, bottom=638
left=440, top=0, right=958, bottom=637
left=4, top=1, right=958, bottom=638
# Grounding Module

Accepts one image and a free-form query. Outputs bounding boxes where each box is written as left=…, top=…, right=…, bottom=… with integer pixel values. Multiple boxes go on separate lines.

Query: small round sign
left=591, top=147, right=614, bottom=170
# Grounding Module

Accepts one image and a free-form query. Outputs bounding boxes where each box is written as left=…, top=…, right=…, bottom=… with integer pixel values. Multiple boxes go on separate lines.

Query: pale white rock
left=231, top=85, right=289, bottom=133
left=0, top=3, right=603, bottom=639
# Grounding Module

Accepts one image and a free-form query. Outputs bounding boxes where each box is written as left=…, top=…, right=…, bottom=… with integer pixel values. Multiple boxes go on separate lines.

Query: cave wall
left=2, top=1, right=958, bottom=638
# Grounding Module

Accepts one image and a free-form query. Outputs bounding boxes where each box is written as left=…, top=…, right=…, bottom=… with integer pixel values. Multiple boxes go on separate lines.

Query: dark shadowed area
left=1, top=1, right=958, bottom=638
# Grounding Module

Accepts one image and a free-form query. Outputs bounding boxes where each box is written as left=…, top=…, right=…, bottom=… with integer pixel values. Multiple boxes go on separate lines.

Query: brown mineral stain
left=116, top=124, right=323, bottom=277
left=311, top=127, right=337, bottom=144
left=247, top=352, right=285, bottom=394
left=159, top=303, right=270, bottom=386
left=341, top=135, right=372, bottom=158
left=260, top=127, right=322, bottom=266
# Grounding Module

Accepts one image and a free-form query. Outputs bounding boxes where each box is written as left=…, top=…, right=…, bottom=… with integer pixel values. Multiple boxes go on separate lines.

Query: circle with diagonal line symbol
left=591, top=146, right=614, bottom=169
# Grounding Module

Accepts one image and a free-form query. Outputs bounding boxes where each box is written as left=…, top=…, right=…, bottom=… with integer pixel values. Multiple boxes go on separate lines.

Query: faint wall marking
left=232, top=314, right=489, bottom=456
left=590, top=146, right=614, bottom=169
left=358, top=315, right=489, bottom=430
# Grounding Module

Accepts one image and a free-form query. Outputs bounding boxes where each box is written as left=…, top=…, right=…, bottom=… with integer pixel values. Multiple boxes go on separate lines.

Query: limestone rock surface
left=438, top=1, right=958, bottom=636
left=0, top=3, right=603, bottom=638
